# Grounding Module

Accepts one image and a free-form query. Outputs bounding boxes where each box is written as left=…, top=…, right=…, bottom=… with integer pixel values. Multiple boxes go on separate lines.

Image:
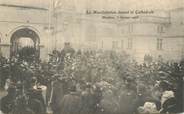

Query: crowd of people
left=0, top=44, right=183, bottom=114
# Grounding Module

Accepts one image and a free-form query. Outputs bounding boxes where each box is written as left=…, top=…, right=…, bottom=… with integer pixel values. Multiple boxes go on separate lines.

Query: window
left=127, top=38, right=133, bottom=49
left=121, top=40, right=124, bottom=49
left=86, top=25, right=96, bottom=42
left=101, top=40, right=104, bottom=48
left=157, top=38, right=163, bottom=50
left=129, top=24, right=133, bottom=33
left=112, top=41, right=118, bottom=49
left=112, top=41, right=115, bottom=49
left=157, top=25, right=164, bottom=33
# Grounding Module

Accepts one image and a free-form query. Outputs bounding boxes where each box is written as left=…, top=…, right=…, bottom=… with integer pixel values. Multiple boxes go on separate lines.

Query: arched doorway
left=10, top=28, right=40, bottom=61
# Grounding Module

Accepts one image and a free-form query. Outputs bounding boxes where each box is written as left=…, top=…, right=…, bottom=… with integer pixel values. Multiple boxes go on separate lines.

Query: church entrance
left=10, top=28, right=40, bottom=62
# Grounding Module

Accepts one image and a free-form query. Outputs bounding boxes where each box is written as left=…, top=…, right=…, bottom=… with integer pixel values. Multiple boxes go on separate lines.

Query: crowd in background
left=0, top=44, right=183, bottom=114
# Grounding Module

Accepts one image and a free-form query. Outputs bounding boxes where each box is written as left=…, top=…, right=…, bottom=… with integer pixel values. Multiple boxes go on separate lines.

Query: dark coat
left=60, top=92, right=82, bottom=114
left=119, top=89, right=137, bottom=114
left=50, top=81, right=65, bottom=114
left=80, top=90, right=95, bottom=114
left=160, top=97, right=177, bottom=113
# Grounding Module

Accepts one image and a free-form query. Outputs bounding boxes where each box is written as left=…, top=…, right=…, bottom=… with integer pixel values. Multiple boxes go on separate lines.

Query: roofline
left=0, top=4, right=48, bottom=11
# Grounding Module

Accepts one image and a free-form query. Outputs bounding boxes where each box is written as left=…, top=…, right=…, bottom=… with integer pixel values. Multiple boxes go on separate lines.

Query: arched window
left=157, top=38, right=163, bottom=50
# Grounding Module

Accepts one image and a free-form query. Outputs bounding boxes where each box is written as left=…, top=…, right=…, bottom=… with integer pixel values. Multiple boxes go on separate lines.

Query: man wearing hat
left=59, top=84, right=82, bottom=114
left=119, top=75, right=137, bottom=114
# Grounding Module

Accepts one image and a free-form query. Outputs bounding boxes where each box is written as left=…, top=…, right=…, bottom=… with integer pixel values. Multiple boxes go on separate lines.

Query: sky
left=0, top=0, right=183, bottom=12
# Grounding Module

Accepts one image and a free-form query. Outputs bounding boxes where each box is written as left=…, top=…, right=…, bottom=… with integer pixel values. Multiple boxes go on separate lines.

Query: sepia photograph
left=0, top=0, right=183, bottom=114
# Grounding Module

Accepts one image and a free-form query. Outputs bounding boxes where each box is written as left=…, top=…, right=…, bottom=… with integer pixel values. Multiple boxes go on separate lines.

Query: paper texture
left=0, top=0, right=183, bottom=114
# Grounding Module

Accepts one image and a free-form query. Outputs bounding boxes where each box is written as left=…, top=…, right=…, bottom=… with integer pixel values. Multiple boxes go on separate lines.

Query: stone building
left=54, top=7, right=184, bottom=62
left=0, top=2, right=52, bottom=60
left=0, top=0, right=183, bottom=62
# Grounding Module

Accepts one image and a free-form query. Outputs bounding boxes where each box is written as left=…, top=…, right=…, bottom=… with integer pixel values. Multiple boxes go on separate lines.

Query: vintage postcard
left=0, top=0, right=183, bottom=114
